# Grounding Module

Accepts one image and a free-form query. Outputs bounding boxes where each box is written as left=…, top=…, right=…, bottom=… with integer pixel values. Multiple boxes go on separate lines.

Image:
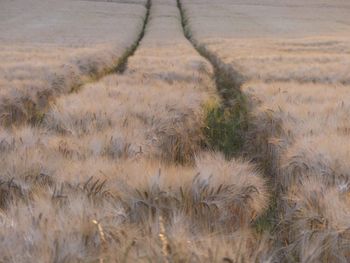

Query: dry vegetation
left=181, top=0, right=350, bottom=261
left=0, top=0, right=147, bottom=125
left=2, top=0, right=348, bottom=261
left=0, top=0, right=270, bottom=262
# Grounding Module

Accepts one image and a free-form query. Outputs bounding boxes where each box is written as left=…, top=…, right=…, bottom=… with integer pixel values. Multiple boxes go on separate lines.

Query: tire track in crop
left=177, top=0, right=244, bottom=108
left=176, top=0, right=278, bottom=234
left=2, top=0, right=152, bottom=127
left=51, top=0, right=152, bottom=118
left=114, top=0, right=151, bottom=73
left=176, top=0, right=248, bottom=158
left=71, top=0, right=152, bottom=86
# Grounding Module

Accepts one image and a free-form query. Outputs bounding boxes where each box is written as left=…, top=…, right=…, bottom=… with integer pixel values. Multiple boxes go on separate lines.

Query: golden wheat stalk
left=92, top=219, right=107, bottom=263
left=158, top=215, right=170, bottom=263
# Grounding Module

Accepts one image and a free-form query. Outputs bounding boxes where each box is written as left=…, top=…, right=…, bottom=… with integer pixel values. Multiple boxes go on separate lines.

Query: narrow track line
left=176, top=0, right=245, bottom=108
left=176, top=0, right=278, bottom=234
left=28, top=0, right=152, bottom=126
left=72, top=0, right=152, bottom=89
left=176, top=0, right=248, bottom=157
left=114, top=0, right=152, bottom=73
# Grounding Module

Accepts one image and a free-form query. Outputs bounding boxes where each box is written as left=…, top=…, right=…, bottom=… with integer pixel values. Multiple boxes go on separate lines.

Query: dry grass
left=0, top=0, right=270, bottom=262
left=0, top=154, right=269, bottom=262
left=0, top=0, right=148, bottom=125
left=181, top=0, right=350, bottom=261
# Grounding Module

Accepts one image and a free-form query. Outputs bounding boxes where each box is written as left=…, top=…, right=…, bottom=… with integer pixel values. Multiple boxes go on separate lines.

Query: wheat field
left=0, top=0, right=148, bottom=125
left=0, top=0, right=269, bottom=262
left=1, top=0, right=350, bottom=262
left=181, top=0, right=350, bottom=261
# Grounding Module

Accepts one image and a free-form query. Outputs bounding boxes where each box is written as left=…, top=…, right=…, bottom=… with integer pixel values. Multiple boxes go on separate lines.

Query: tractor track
left=176, top=0, right=278, bottom=236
